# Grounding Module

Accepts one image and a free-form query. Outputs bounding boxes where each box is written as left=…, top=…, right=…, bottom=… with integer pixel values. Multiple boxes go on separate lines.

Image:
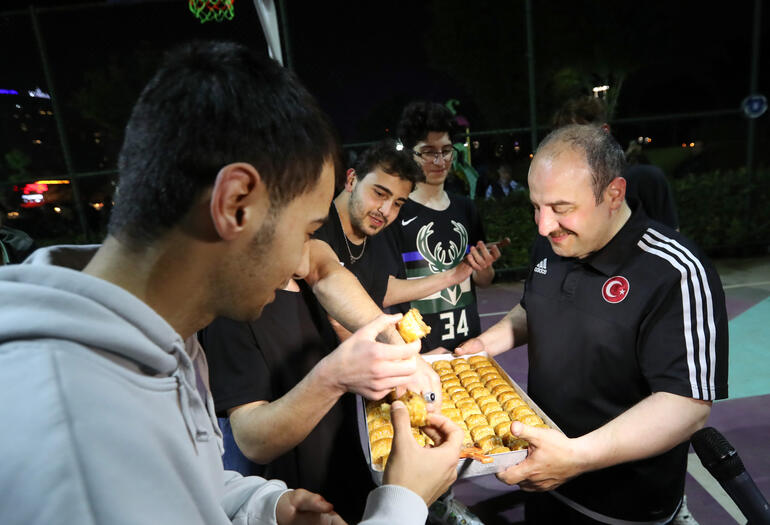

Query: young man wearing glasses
left=386, top=101, right=501, bottom=354
left=384, top=101, right=501, bottom=525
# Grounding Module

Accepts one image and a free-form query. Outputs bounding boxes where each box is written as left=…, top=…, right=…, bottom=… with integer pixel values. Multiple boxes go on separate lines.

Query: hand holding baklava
left=319, top=313, right=420, bottom=400
left=392, top=309, right=442, bottom=409
left=383, top=400, right=464, bottom=506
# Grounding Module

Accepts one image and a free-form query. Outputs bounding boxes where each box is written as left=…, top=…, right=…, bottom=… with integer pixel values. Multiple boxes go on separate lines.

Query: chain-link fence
left=2, top=1, right=767, bottom=269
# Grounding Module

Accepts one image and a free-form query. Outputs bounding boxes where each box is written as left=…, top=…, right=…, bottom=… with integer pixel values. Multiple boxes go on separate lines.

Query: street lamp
left=592, top=85, right=609, bottom=98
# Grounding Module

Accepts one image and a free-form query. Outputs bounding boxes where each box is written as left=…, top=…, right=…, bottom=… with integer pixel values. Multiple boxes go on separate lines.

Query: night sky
left=2, top=0, right=768, bottom=146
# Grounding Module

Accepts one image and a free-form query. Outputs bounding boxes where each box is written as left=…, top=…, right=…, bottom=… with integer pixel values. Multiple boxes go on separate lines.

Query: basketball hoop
left=189, top=0, right=234, bottom=23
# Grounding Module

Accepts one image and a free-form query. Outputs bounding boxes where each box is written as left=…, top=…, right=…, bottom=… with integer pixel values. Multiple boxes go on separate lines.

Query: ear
left=605, top=176, right=626, bottom=211
left=210, top=162, right=267, bottom=241
left=345, top=169, right=358, bottom=193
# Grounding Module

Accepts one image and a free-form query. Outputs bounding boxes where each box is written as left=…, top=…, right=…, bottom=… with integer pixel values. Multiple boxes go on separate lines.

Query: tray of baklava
left=356, top=352, right=560, bottom=483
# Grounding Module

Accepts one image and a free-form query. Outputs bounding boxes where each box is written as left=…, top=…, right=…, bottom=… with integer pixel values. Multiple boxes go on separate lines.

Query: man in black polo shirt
left=457, top=124, right=728, bottom=524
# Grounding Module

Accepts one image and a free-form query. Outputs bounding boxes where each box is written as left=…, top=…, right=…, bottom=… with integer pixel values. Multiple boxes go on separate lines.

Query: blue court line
left=725, top=296, right=770, bottom=400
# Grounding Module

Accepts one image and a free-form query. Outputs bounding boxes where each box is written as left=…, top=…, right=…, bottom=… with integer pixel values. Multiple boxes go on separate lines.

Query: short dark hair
left=396, top=101, right=455, bottom=150
left=494, top=162, right=513, bottom=177
left=552, top=96, right=607, bottom=129
left=109, top=41, right=337, bottom=245
left=354, top=140, right=425, bottom=191
left=536, top=124, right=625, bottom=203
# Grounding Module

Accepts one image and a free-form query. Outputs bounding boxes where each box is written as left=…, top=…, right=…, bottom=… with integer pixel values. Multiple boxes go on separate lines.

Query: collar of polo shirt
left=580, top=198, right=649, bottom=276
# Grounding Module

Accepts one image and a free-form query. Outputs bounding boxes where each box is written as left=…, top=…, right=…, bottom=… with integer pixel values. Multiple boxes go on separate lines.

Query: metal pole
left=746, top=0, right=762, bottom=181
left=277, top=0, right=293, bottom=70
left=29, top=6, right=91, bottom=242
left=524, top=0, right=538, bottom=152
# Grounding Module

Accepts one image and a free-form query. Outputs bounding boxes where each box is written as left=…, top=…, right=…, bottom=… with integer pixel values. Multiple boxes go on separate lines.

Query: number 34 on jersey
left=439, top=309, right=469, bottom=341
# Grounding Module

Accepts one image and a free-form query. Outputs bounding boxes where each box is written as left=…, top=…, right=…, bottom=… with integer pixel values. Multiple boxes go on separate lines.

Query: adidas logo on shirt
left=534, top=258, right=548, bottom=275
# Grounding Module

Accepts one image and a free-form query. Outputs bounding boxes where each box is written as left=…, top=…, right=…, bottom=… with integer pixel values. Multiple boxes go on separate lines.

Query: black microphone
left=691, top=427, right=770, bottom=525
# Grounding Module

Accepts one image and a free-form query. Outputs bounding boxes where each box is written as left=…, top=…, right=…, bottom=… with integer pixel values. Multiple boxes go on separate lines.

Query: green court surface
left=725, top=296, right=770, bottom=399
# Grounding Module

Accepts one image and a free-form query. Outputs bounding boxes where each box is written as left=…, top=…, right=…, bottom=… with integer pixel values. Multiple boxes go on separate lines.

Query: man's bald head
left=534, top=124, right=626, bottom=203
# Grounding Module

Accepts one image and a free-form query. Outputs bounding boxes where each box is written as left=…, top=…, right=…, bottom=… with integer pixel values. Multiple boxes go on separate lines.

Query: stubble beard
left=348, top=192, right=374, bottom=239
left=232, top=205, right=279, bottom=321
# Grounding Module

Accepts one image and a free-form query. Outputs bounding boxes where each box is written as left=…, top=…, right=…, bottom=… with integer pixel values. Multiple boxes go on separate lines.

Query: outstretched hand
left=384, top=400, right=464, bottom=505
left=275, top=489, right=346, bottom=525
left=453, top=337, right=486, bottom=357
left=496, top=422, right=585, bottom=492
left=323, top=313, right=420, bottom=400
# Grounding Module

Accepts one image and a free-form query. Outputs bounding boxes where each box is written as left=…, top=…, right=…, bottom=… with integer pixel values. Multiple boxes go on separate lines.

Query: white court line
left=723, top=280, right=770, bottom=289
left=480, top=311, right=510, bottom=318
left=687, top=453, right=744, bottom=523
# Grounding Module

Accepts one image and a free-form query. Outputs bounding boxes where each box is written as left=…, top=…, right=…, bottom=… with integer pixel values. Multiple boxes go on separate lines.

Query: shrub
left=672, top=167, right=770, bottom=256
left=476, top=190, right=536, bottom=273
left=475, top=167, right=770, bottom=279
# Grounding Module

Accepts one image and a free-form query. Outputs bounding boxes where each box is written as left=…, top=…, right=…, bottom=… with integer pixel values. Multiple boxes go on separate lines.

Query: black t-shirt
left=313, top=204, right=399, bottom=308
left=200, top=282, right=374, bottom=522
left=384, top=194, right=485, bottom=351
left=521, top=203, right=728, bottom=522
left=625, top=164, right=679, bottom=230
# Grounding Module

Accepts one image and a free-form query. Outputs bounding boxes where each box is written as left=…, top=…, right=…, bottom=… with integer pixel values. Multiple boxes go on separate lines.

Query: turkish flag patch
left=602, top=276, right=630, bottom=304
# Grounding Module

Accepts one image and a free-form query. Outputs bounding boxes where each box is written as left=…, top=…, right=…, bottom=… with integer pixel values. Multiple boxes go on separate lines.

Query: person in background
left=0, top=41, right=464, bottom=525
left=625, top=138, right=679, bottom=230
left=386, top=100, right=504, bottom=525
left=485, top=162, right=524, bottom=199
left=388, top=101, right=500, bottom=353
left=552, top=95, right=679, bottom=230
left=456, top=124, right=727, bottom=524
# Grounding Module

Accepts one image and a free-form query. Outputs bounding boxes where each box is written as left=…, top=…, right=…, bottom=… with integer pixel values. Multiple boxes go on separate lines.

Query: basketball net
left=189, top=0, right=234, bottom=23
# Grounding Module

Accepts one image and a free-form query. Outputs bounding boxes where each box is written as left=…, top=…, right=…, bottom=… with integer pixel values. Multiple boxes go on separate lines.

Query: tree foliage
left=3, top=149, right=32, bottom=183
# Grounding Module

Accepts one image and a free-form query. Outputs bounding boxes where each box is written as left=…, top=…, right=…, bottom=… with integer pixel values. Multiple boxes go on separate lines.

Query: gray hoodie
left=0, top=245, right=427, bottom=525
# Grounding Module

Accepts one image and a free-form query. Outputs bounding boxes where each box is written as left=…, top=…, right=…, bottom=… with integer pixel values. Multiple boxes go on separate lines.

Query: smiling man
left=314, top=139, right=426, bottom=309
left=457, top=124, right=729, bottom=524
left=529, top=137, right=629, bottom=260
left=314, top=139, right=477, bottom=313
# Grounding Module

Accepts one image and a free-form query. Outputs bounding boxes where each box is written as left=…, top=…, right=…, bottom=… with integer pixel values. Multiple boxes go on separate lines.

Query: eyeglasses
left=413, top=148, right=455, bottom=163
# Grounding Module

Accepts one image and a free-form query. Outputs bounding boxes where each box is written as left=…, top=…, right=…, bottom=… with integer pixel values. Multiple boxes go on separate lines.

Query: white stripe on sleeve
left=645, top=228, right=718, bottom=398
left=637, top=228, right=717, bottom=400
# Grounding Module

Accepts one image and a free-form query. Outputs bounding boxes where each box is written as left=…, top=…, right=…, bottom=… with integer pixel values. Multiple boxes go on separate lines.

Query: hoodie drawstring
left=171, top=341, right=211, bottom=454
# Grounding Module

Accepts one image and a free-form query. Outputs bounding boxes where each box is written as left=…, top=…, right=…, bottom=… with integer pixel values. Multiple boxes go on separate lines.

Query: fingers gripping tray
left=356, top=352, right=560, bottom=485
